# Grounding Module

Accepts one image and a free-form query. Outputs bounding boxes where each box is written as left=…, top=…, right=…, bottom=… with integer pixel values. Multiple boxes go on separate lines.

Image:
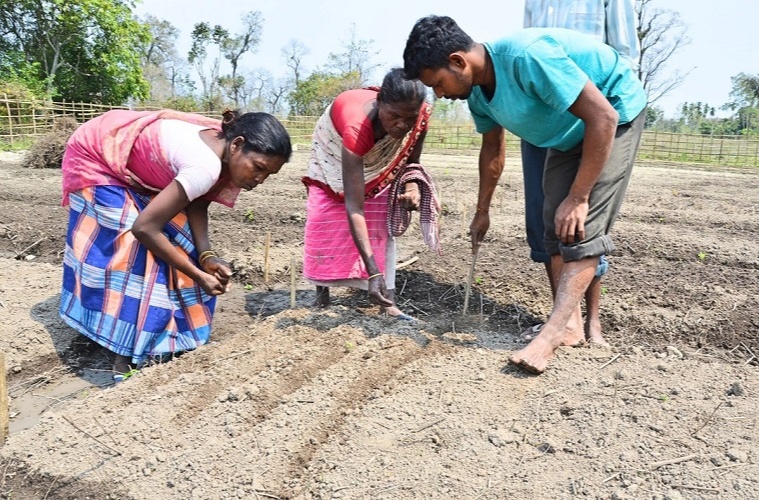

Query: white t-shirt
left=160, top=119, right=222, bottom=201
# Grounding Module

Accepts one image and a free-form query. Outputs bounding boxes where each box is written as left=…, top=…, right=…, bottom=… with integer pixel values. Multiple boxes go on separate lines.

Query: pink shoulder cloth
left=61, top=109, right=240, bottom=208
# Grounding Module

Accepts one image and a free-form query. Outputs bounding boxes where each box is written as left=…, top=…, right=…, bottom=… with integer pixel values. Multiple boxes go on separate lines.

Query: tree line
left=0, top=0, right=381, bottom=118
left=1, top=0, right=757, bottom=136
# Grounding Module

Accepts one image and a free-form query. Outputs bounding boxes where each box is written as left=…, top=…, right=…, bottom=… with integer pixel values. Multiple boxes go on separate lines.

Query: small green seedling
left=600, top=286, right=609, bottom=296
left=659, top=394, right=670, bottom=403
left=244, top=284, right=253, bottom=290
left=474, top=276, right=483, bottom=285
left=344, top=341, right=355, bottom=352
left=244, top=208, right=255, bottom=222
left=697, top=251, right=707, bottom=261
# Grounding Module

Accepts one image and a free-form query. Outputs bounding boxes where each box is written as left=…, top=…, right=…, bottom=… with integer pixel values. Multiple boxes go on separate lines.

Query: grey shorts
left=543, top=109, right=645, bottom=262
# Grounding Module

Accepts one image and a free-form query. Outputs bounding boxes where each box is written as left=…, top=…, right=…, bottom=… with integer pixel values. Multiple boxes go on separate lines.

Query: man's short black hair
left=403, top=15, right=475, bottom=80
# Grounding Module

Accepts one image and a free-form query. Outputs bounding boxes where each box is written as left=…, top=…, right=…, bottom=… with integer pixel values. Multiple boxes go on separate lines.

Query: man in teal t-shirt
left=403, top=15, right=647, bottom=374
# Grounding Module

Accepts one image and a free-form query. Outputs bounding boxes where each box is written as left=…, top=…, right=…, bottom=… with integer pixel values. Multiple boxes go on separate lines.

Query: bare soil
left=0, top=149, right=757, bottom=499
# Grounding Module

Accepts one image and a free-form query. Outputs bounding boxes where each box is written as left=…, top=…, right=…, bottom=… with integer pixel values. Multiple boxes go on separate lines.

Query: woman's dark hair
left=403, top=15, right=475, bottom=80
left=378, top=68, right=427, bottom=108
left=220, top=110, right=292, bottom=161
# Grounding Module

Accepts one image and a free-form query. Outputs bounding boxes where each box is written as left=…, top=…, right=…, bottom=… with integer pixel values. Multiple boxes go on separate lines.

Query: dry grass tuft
left=24, top=116, right=79, bottom=169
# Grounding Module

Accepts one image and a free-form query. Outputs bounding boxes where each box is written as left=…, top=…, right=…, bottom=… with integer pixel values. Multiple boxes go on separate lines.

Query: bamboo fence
left=2, top=96, right=758, bottom=167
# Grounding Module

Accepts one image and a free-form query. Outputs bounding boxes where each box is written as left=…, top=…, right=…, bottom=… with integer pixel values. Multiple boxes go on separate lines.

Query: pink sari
left=302, top=103, right=432, bottom=287
left=61, top=109, right=240, bottom=208
left=304, top=186, right=394, bottom=288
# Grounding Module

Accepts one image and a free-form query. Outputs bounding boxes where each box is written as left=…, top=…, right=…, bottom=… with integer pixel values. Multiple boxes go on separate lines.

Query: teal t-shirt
left=467, top=28, right=647, bottom=151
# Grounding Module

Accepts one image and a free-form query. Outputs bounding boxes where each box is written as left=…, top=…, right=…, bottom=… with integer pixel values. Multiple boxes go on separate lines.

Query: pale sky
left=134, top=0, right=754, bottom=118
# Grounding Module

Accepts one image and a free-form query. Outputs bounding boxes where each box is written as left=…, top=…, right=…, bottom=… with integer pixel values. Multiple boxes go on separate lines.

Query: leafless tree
left=326, top=24, right=380, bottom=85
left=636, top=0, right=692, bottom=104
left=266, top=77, right=291, bottom=115
left=281, top=39, right=310, bottom=86
left=241, top=68, right=272, bottom=111
left=221, top=11, right=264, bottom=107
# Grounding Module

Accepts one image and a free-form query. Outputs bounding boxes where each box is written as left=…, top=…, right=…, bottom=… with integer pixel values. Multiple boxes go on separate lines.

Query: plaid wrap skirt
left=60, top=185, right=215, bottom=364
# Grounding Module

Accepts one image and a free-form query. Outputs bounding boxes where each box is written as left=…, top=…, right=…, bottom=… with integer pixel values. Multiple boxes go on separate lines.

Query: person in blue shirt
left=519, top=0, right=641, bottom=347
left=403, top=15, right=647, bottom=374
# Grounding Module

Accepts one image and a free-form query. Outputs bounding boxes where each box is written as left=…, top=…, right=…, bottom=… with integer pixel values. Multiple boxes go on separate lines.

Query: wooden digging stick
left=263, top=231, right=271, bottom=286
left=290, top=256, right=296, bottom=308
left=462, top=246, right=480, bottom=315
left=0, top=353, right=8, bottom=444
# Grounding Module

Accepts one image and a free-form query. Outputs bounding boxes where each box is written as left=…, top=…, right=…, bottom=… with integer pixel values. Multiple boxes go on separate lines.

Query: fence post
left=735, top=136, right=742, bottom=167
left=709, top=134, right=715, bottom=164
left=652, top=129, right=658, bottom=160
left=698, top=134, right=704, bottom=162
left=0, top=352, right=8, bottom=444
left=3, top=94, right=13, bottom=146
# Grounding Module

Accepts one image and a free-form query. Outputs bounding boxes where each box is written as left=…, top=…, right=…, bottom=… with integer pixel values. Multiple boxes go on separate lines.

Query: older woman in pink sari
left=61, top=109, right=291, bottom=380
left=302, top=68, right=440, bottom=319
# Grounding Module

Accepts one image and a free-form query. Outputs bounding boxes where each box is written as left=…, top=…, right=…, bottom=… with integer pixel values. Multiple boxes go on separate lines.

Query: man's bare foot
left=585, top=317, right=609, bottom=346
left=521, top=321, right=583, bottom=346
left=561, top=310, right=585, bottom=347
left=510, top=325, right=566, bottom=373
left=509, top=334, right=559, bottom=374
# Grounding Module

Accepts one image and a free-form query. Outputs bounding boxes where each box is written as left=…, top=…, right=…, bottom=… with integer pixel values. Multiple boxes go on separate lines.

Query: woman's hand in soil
left=398, top=181, right=421, bottom=211
left=201, top=257, right=233, bottom=293
left=554, top=196, right=589, bottom=245
left=368, top=274, right=394, bottom=307
left=469, top=211, right=490, bottom=254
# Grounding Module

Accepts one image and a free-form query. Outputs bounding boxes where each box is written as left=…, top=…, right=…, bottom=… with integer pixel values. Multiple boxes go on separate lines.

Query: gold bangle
left=199, top=250, right=217, bottom=265
left=367, top=272, right=384, bottom=280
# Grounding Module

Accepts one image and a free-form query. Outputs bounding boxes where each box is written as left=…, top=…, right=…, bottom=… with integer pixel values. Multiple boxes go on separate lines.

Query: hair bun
left=221, top=109, right=239, bottom=128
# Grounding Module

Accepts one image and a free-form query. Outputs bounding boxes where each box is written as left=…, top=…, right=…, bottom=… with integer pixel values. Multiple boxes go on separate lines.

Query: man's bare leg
left=509, top=255, right=597, bottom=373
left=545, top=260, right=556, bottom=295
left=550, top=255, right=585, bottom=347
left=315, top=285, right=330, bottom=308
left=521, top=261, right=554, bottom=340
left=584, top=276, right=609, bottom=345
left=521, top=260, right=583, bottom=345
